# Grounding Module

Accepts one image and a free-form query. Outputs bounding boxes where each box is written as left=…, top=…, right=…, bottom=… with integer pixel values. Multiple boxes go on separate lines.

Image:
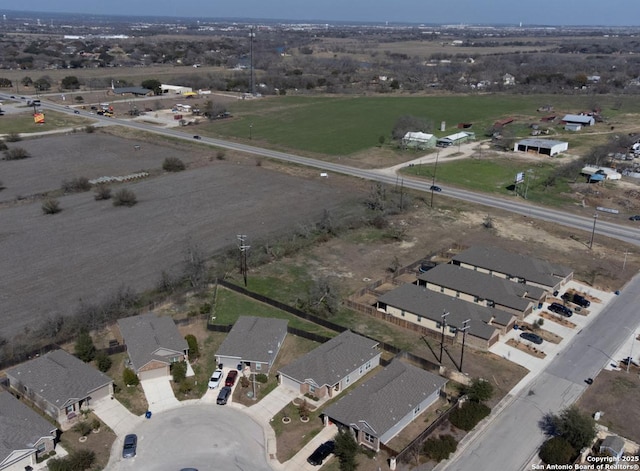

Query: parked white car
left=208, top=369, right=223, bottom=389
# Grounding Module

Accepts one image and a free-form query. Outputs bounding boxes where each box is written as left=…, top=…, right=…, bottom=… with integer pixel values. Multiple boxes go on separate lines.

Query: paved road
left=7, top=92, right=637, bottom=247
left=443, top=272, right=640, bottom=471
left=111, top=404, right=271, bottom=471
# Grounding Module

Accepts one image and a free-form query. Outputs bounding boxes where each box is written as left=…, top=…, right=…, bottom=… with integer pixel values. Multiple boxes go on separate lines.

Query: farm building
left=436, top=131, right=475, bottom=147
left=564, top=123, right=582, bottom=132
left=160, top=84, right=193, bottom=95
left=514, top=138, right=568, bottom=156
left=581, top=166, right=622, bottom=180
left=562, top=114, right=595, bottom=126
left=401, top=132, right=436, bottom=149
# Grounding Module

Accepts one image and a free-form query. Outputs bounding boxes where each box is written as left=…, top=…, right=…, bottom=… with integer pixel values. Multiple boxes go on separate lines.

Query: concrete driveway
left=140, top=377, right=180, bottom=414
left=93, top=396, right=144, bottom=436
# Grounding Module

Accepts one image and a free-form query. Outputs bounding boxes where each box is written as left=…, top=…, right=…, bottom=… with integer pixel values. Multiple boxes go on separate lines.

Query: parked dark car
left=225, top=370, right=238, bottom=387
left=430, top=185, right=442, bottom=192
left=548, top=302, right=573, bottom=317
left=307, top=441, right=335, bottom=466
left=520, top=332, right=543, bottom=345
left=561, top=292, right=590, bottom=308
left=122, top=434, right=137, bottom=458
left=216, top=386, right=232, bottom=405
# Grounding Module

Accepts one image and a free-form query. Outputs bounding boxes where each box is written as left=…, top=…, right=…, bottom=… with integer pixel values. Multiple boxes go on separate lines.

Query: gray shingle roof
left=0, top=390, right=56, bottom=465
left=117, top=313, right=188, bottom=372
left=278, top=330, right=379, bottom=387
left=377, top=284, right=502, bottom=341
left=6, top=350, right=112, bottom=409
left=216, top=316, right=288, bottom=365
left=324, top=360, right=447, bottom=439
left=418, top=264, right=543, bottom=312
left=452, top=246, right=572, bottom=289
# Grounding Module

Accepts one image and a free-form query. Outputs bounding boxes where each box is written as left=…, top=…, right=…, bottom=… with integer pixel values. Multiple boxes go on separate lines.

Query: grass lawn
left=0, top=110, right=90, bottom=134
left=401, top=157, right=573, bottom=207
left=201, top=94, right=640, bottom=156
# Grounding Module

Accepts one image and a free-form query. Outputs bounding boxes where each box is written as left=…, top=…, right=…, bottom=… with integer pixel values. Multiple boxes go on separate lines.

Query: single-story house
left=216, top=316, right=288, bottom=374
left=401, top=132, right=436, bottom=149
left=599, top=435, right=626, bottom=461
left=323, top=360, right=447, bottom=451
left=377, top=283, right=514, bottom=350
left=0, top=391, right=58, bottom=471
left=514, top=138, right=568, bottom=156
left=417, top=264, right=546, bottom=318
left=562, top=114, right=595, bottom=126
left=117, top=312, right=189, bottom=381
left=5, top=350, right=113, bottom=430
left=436, top=131, right=475, bottom=147
left=451, top=246, right=573, bottom=292
left=278, top=330, right=381, bottom=399
left=581, top=166, right=622, bottom=180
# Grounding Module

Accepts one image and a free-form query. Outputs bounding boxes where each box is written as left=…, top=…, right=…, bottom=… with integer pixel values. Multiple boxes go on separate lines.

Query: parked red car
left=225, top=370, right=238, bottom=387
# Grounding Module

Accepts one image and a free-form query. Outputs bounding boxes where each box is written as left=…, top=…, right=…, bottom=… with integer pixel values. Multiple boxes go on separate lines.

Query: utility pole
left=589, top=213, right=598, bottom=249
left=249, top=26, right=256, bottom=96
left=459, top=319, right=471, bottom=372
left=430, top=150, right=441, bottom=208
left=439, top=311, right=450, bottom=363
left=237, top=234, right=250, bottom=287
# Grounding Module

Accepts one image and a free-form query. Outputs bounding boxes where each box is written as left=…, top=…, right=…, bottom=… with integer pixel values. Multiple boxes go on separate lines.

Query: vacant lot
left=0, top=134, right=361, bottom=339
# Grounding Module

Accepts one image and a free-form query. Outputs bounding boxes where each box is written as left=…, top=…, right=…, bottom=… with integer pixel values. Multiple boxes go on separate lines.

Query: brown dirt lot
left=0, top=132, right=362, bottom=339
left=577, top=369, right=640, bottom=444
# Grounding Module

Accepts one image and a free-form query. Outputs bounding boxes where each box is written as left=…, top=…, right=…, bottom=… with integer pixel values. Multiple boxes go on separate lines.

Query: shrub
left=61, top=177, right=91, bottom=193
left=423, top=434, right=458, bottom=462
left=449, top=401, right=491, bottom=431
left=123, top=367, right=139, bottom=386
left=42, top=198, right=62, bottom=215
left=3, top=147, right=30, bottom=160
left=94, top=184, right=112, bottom=200
left=95, top=350, right=112, bottom=372
left=539, top=436, right=576, bottom=465
left=185, top=334, right=199, bottom=359
left=73, top=420, right=92, bottom=436
left=171, top=361, right=187, bottom=383
left=5, top=132, right=21, bottom=142
left=163, top=157, right=186, bottom=172
left=256, top=373, right=268, bottom=383
left=113, top=188, right=137, bottom=207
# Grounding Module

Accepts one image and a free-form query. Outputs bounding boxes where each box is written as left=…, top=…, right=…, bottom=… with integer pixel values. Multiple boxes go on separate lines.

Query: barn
left=514, top=138, right=568, bottom=156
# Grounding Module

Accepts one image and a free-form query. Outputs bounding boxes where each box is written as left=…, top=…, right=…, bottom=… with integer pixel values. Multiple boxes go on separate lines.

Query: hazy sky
left=5, top=1, right=640, bottom=26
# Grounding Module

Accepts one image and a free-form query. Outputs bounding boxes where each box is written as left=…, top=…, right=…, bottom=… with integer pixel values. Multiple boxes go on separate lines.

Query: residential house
left=216, top=316, right=288, bottom=374
left=0, top=391, right=58, bottom=471
left=417, top=264, right=546, bottom=318
left=377, top=283, right=513, bottom=350
left=323, top=360, right=447, bottom=451
left=599, top=435, right=626, bottom=461
left=278, top=330, right=381, bottom=399
left=117, top=312, right=189, bottom=381
left=451, top=246, right=573, bottom=292
left=5, top=350, right=113, bottom=430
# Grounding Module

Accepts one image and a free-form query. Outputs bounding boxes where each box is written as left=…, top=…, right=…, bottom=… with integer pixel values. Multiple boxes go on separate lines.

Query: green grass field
left=203, top=94, right=640, bottom=156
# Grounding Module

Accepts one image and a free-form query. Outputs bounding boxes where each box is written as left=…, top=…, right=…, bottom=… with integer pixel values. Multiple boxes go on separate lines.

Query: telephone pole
left=237, top=234, right=250, bottom=287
